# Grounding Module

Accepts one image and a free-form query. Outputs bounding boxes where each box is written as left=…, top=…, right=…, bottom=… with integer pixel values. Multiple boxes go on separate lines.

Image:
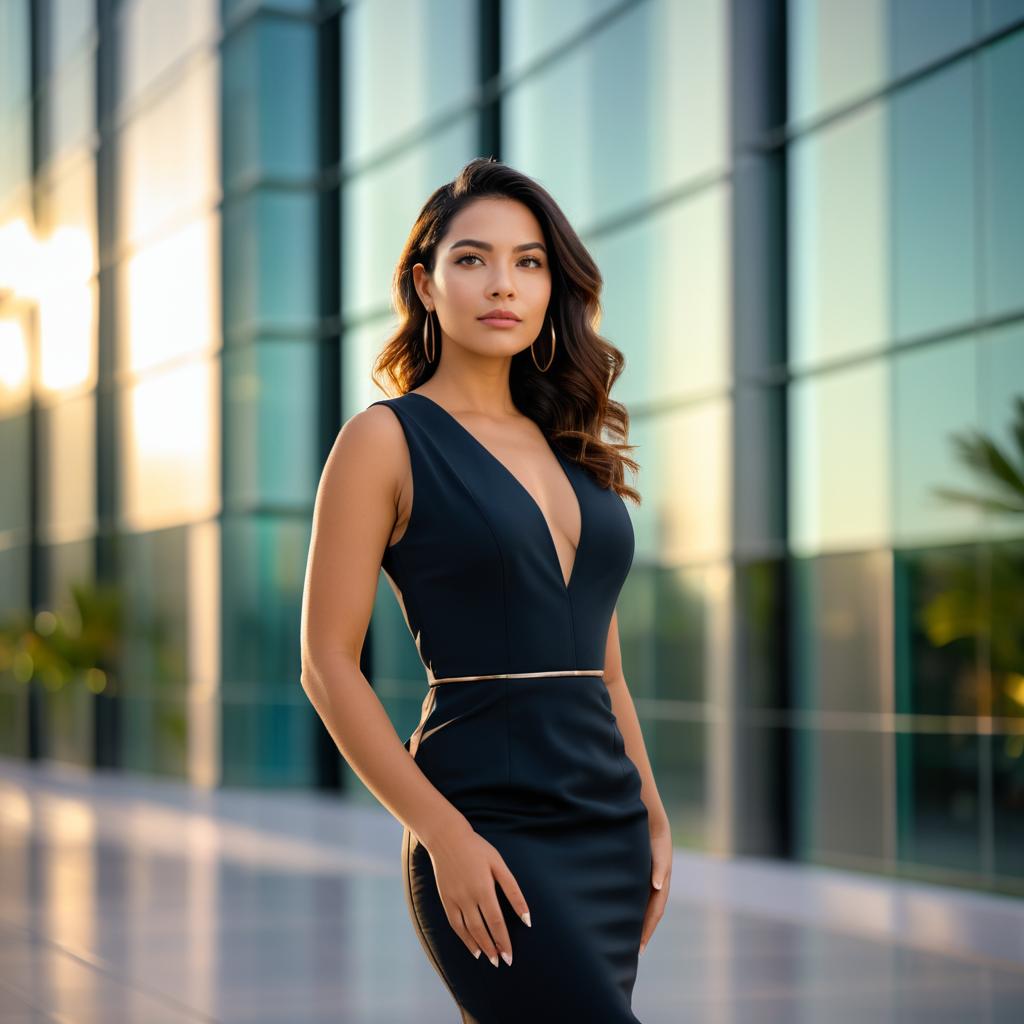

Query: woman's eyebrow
left=448, top=238, right=547, bottom=254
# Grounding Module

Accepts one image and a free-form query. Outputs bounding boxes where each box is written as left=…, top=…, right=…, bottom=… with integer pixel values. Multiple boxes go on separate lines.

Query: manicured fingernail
left=472, top=948, right=481, bottom=959
left=639, top=942, right=647, bottom=956
left=521, top=911, right=532, bottom=927
left=501, top=951, right=512, bottom=966
left=489, top=953, right=499, bottom=968
left=653, top=879, right=662, bottom=890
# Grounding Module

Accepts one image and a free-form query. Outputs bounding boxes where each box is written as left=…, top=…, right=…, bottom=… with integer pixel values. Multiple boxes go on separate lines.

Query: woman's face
left=413, top=196, right=552, bottom=360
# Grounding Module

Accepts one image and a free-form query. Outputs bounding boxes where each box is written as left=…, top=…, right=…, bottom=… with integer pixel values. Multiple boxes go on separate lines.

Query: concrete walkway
left=1, top=757, right=1023, bottom=1023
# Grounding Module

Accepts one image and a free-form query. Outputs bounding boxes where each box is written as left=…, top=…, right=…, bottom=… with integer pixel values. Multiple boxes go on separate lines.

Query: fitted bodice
left=369, top=392, right=635, bottom=682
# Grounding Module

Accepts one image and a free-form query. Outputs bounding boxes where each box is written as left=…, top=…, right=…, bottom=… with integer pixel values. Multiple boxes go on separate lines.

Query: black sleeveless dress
left=369, top=391, right=651, bottom=1023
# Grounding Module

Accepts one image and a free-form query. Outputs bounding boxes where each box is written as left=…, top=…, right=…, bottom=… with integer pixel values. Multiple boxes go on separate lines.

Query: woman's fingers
left=492, top=856, right=532, bottom=929
left=638, top=881, right=667, bottom=955
left=464, top=903, right=504, bottom=967
left=446, top=906, right=483, bottom=960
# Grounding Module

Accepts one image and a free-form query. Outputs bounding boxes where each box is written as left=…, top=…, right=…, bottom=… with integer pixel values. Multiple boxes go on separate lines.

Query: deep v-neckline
left=406, top=391, right=584, bottom=592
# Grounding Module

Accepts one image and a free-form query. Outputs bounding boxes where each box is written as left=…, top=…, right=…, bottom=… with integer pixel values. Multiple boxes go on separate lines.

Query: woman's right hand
left=424, top=818, right=532, bottom=968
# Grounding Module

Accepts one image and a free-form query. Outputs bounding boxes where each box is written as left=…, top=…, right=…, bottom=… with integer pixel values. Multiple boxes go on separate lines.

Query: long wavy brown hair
left=371, top=156, right=640, bottom=504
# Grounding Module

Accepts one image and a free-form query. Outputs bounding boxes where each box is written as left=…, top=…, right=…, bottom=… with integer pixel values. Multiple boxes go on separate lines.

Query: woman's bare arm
left=299, top=405, right=465, bottom=849
left=602, top=609, right=668, bottom=829
left=300, top=405, right=533, bottom=965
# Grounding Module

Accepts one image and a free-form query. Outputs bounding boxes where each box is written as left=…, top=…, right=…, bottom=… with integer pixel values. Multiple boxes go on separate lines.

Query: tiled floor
left=2, top=758, right=1023, bottom=1023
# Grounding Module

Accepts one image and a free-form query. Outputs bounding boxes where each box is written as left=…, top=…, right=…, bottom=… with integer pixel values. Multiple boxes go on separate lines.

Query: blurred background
left=2, top=0, right=1024, bottom=924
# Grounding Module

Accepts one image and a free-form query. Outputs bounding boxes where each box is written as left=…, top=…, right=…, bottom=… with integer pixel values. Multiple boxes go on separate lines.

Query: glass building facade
left=1, top=0, right=1023, bottom=898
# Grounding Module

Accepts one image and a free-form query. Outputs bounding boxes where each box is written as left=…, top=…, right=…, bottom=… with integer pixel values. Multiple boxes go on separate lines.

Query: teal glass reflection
left=342, top=0, right=478, bottom=164
left=788, top=0, right=888, bottom=125
left=592, top=184, right=731, bottom=409
left=341, top=117, right=478, bottom=319
left=224, top=189, right=318, bottom=331
left=983, top=30, right=1024, bottom=318
left=222, top=0, right=316, bottom=19
left=501, top=0, right=621, bottom=73
left=896, top=731, right=982, bottom=876
left=993, top=728, right=1024, bottom=883
left=789, top=362, right=891, bottom=555
left=984, top=0, right=1024, bottom=31
left=42, top=49, right=94, bottom=165
left=893, top=60, right=976, bottom=339
left=223, top=339, right=320, bottom=509
left=890, top=0, right=974, bottom=78
left=222, top=514, right=315, bottom=786
left=894, top=546, right=983, bottom=718
left=222, top=14, right=318, bottom=187
left=503, top=0, right=728, bottom=231
left=791, top=551, right=891, bottom=715
left=118, top=526, right=193, bottom=776
left=990, top=539, right=1024, bottom=722
left=49, top=0, right=94, bottom=69
left=793, top=726, right=890, bottom=866
left=0, top=413, right=31, bottom=534
left=653, top=564, right=714, bottom=704
left=0, top=0, right=30, bottom=110
left=892, top=336, right=983, bottom=545
left=983, top=325, right=1024, bottom=541
left=788, top=103, right=890, bottom=368
left=643, top=718, right=708, bottom=850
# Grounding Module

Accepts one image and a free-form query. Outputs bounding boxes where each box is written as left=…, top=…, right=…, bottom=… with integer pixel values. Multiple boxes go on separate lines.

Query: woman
left=300, top=157, right=671, bottom=1022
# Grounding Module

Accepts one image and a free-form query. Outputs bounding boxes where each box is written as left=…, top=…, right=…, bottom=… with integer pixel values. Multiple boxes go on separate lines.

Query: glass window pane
left=896, top=731, right=982, bottom=875
left=38, top=392, right=96, bottom=539
left=223, top=15, right=318, bottom=188
left=789, top=361, right=891, bottom=554
left=224, top=339, right=320, bottom=508
left=118, top=213, right=221, bottom=373
left=119, top=359, right=220, bottom=530
left=593, top=183, right=731, bottom=409
left=118, top=0, right=218, bottom=108
left=342, top=0, right=478, bottom=163
left=343, top=313, right=397, bottom=416
left=224, top=190, right=317, bottom=331
left=890, top=0, right=974, bottom=77
left=39, top=155, right=98, bottom=282
left=503, top=0, right=727, bottom=231
left=982, top=324, right=1024, bottom=540
left=0, top=411, right=31, bottom=533
left=632, top=401, right=731, bottom=565
left=0, top=0, right=31, bottom=112
left=341, top=117, right=478, bottom=319
left=983, top=0, right=1024, bottom=32
left=49, top=0, right=94, bottom=68
left=501, top=0, right=621, bottom=72
left=894, top=546, right=983, bottom=718
left=788, top=0, right=887, bottom=126
left=0, top=104, right=31, bottom=203
left=795, top=727, right=891, bottom=864
left=893, top=60, right=976, bottom=339
left=789, top=102, right=890, bottom=368
left=793, top=551, right=892, bottom=714
left=983, top=29, right=1024, bottom=318
left=117, top=56, right=219, bottom=246
left=42, top=48, right=94, bottom=164
left=893, top=336, right=982, bottom=545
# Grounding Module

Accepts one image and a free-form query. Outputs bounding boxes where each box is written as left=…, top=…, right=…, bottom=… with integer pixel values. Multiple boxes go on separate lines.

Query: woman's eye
left=455, top=254, right=543, bottom=268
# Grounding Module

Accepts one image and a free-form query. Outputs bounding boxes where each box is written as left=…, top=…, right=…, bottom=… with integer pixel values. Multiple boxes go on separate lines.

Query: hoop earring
left=422, top=309, right=437, bottom=362
left=530, top=318, right=556, bottom=373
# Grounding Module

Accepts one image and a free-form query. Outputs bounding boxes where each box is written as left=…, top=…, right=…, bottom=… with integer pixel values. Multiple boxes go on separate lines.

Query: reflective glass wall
left=2, top=0, right=1022, bottom=899
left=787, top=0, right=1024, bottom=891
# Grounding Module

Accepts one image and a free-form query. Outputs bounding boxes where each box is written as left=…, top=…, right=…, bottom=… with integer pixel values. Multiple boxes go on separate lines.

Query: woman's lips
left=478, top=317, right=520, bottom=328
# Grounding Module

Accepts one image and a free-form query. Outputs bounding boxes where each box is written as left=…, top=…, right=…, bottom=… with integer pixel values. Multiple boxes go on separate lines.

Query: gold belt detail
left=427, top=668, right=605, bottom=687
